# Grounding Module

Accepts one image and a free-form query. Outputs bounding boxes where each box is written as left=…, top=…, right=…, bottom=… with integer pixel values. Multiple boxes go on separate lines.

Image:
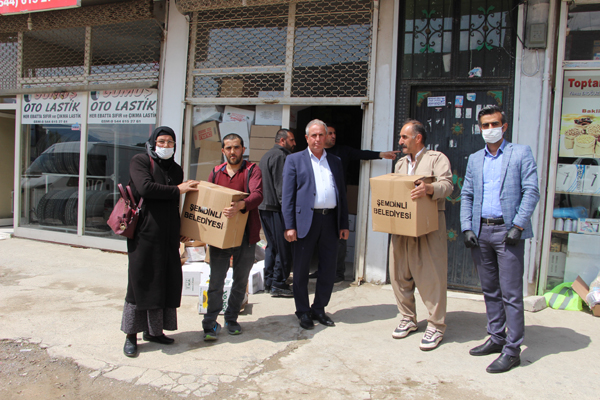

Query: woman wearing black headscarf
left=120, top=126, right=199, bottom=357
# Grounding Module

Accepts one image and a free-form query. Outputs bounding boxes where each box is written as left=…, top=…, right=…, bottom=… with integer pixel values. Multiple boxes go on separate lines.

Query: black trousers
left=292, top=210, right=338, bottom=316
left=259, top=210, right=292, bottom=289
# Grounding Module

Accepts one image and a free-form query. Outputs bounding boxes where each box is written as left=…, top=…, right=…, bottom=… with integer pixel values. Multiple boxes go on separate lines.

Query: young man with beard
left=202, top=133, right=263, bottom=340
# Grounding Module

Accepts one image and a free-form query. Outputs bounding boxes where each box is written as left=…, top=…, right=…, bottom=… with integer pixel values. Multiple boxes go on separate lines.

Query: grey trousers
left=471, top=223, right=525, bottom=357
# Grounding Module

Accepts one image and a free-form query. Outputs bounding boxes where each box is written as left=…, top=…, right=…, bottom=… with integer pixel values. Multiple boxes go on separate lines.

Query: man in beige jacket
left=389, top=119, right=453, bottom=351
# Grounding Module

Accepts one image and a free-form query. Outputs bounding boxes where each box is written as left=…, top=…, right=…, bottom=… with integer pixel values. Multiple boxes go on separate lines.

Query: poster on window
left=559, top=70, right=600, bottom=158
left=21, top=92, right=83, bottom=125
left=87, top=89, right=157, bottom=124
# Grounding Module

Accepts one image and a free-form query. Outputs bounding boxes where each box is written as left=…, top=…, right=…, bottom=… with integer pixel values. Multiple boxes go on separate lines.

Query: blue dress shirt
left=481, top=139, right=507, bottom=219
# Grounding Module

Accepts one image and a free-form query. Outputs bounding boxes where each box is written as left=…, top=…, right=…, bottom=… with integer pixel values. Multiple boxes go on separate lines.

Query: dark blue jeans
left=202, top=232, right=255, bottom=330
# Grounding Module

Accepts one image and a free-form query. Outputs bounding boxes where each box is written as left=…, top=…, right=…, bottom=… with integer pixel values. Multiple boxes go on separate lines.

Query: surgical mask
left=155, top=146, right=174, bottom=159
left=481, top=127, right=504, bottom=144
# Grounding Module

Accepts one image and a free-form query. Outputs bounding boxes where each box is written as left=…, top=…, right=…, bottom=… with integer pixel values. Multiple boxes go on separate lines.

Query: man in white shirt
left=282, top=120, right=350, bottom=330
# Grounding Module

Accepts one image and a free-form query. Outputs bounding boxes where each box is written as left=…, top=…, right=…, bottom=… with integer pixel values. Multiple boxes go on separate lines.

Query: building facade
left=1, top=0, right=599, bottom=295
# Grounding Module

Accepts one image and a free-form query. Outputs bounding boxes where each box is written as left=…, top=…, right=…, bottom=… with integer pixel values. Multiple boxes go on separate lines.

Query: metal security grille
left=0, top=0, right=160, bottom=94
left=186, top=0, right=373, bottom=103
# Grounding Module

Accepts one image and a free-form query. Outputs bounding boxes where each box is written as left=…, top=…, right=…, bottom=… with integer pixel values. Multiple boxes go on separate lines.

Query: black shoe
left=123, top=335, right=138, bottom=357
left=298, top=313, right=314, bottom=330
left=271, top=286, right=294, bottom=298
left=333, top=276, right=344, bottom=286
left=308, top=271, right=318, bottom=279
left=486, top=353, right=521, bottom=373
left=310, top=310, right=335, bottom=327
left=142, top=332, right=175, bottom=345
left=469, top=338, right=504, bottom=356
left=263, top=285, right=271, bottom=293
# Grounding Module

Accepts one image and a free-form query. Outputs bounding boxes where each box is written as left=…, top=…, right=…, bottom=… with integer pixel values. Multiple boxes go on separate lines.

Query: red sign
left=0, top=0, right=81, bottom=15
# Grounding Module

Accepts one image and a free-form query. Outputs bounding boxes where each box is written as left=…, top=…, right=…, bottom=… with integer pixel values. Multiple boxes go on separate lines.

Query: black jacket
left=258, top=144, right=290, bottom=212
left=125, top=153, right=183, bottom=310
left=326, top=144, right=380, bottom=184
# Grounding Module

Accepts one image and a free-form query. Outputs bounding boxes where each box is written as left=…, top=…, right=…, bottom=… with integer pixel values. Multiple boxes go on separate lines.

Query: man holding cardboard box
left=389, top=120, right=452, bottom=351
left=460, top=105, right=539, bottom=373
left=282, top=119, right=349, bottom=330
left=259, top=129, right=296, bottom=298
left=202, top=133, right=263, bottom=341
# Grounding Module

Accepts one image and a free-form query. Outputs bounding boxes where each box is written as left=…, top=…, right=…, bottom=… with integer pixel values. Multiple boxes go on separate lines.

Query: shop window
left=565, top=4, right=600, bottom=61
left=19, top=90, right=156, bottom=239
left=187, top=0, right=373, bottom=100
left=402, top=0, right=515, bottom=79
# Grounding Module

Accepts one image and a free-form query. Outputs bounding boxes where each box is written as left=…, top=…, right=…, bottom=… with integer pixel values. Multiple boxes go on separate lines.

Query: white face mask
left=155, top=146, right=175, bottom=159
left=481, top=127, right=504, bottom=144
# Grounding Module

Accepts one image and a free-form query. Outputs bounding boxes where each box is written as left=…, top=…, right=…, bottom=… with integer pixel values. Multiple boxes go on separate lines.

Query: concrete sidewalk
left=1, top=234, right=599, bottom=399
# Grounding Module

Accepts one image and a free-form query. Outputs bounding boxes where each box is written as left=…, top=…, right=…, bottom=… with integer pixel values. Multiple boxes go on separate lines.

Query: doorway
left=296, top=105, right=364, bottom=280
left=411, top=87, right=509, bottom=291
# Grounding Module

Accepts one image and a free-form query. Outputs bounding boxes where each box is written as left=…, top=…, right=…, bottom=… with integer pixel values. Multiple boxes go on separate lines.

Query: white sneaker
left=392, top=318, right=417, bottom=339
left=419, top=327, right=443, bottom=351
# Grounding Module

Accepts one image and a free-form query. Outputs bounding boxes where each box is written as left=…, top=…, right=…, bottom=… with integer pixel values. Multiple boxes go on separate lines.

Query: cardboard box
left=564, top=233, right=600, bottom=283
left=193, top=105, right=223, bottom=126
left=556, top=164, right=585, bottom=193
left=223, top=106, right=254, bottom=131
left=249, top=261, right=265, bottom=294
left=255, top=105, right=283, bottom=126
left=182, top=262, right=209, bottom=296
left=582, top=165, right=600, bottom=194
left=195, top=140, right=222, bottom=181
left=250, top=137, right=276, bottom=151
left=192, top=121, right=220, bottom=148
left=186, top=246, right=206, bottom=262
left=198, top=278, right=232, bottom=314
left=184, top=240, right=206, bottom=247
left=577, top=218, right=600, bottom=235
left=250, top=149, right=268, bottom=162
left=180, top=181, right=249, bottom=249
left=572, top=276, right=600, bottom=317
left=548, top=252, right=567, bottom=278
left=250, top=125, right=280, bottom=139
left=220, top=78, right=244, bottom=97
left=370, top=174, right=439, bottom=237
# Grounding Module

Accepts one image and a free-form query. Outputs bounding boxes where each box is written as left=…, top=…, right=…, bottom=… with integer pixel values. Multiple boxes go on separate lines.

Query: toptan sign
left=0, top=0, right=81, bottom=15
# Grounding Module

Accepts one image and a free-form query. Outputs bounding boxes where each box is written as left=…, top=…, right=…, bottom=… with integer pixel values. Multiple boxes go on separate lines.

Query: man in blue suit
left=282, top=119, right=349, bottom=330
left=460, top=105, right=540, bottom=374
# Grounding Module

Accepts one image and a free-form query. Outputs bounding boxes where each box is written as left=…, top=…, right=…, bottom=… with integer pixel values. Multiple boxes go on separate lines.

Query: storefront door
left=0, top=110, right=15, bottom=225
left=411, top=87, right=509, bottom=291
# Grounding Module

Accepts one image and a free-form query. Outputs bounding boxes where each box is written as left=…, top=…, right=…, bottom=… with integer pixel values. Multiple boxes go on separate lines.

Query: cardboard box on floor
left=180, top=181, right=249, bottom=249
left=572, top=276, right=600, bottom=317
left=370, top=174, right=438, bottom=237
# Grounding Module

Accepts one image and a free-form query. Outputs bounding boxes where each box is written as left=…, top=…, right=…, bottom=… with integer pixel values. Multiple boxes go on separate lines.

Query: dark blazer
left=282, top=148, right=349, bottom=239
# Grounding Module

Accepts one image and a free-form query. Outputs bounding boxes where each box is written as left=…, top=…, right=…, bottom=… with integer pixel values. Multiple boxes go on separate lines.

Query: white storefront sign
left=88, top=89, right=158, bottom=124
left=21, top=92, right=83, bottom=125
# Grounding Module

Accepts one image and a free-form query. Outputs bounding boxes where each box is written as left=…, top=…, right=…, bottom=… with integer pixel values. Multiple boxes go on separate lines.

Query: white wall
left=363, top=0, right=399, bottom=283
left=158, top=1, right=189, bottom=166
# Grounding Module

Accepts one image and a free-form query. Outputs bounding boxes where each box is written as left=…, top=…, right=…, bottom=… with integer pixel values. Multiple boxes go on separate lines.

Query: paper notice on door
left=465, top=108, right=472, bottom=119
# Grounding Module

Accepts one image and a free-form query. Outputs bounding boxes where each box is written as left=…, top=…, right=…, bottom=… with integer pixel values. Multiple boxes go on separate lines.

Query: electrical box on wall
left=526, top=22, right=547, bottom=49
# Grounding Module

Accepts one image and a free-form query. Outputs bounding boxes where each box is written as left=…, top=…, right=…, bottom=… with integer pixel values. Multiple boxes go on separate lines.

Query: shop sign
left=88, top=89, right=157, bottom=125
left=559, top=70, right=600, bottom=158
left=21, top=92, right=83, bottom=125
left=0, top=0, right=80, bottom=15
